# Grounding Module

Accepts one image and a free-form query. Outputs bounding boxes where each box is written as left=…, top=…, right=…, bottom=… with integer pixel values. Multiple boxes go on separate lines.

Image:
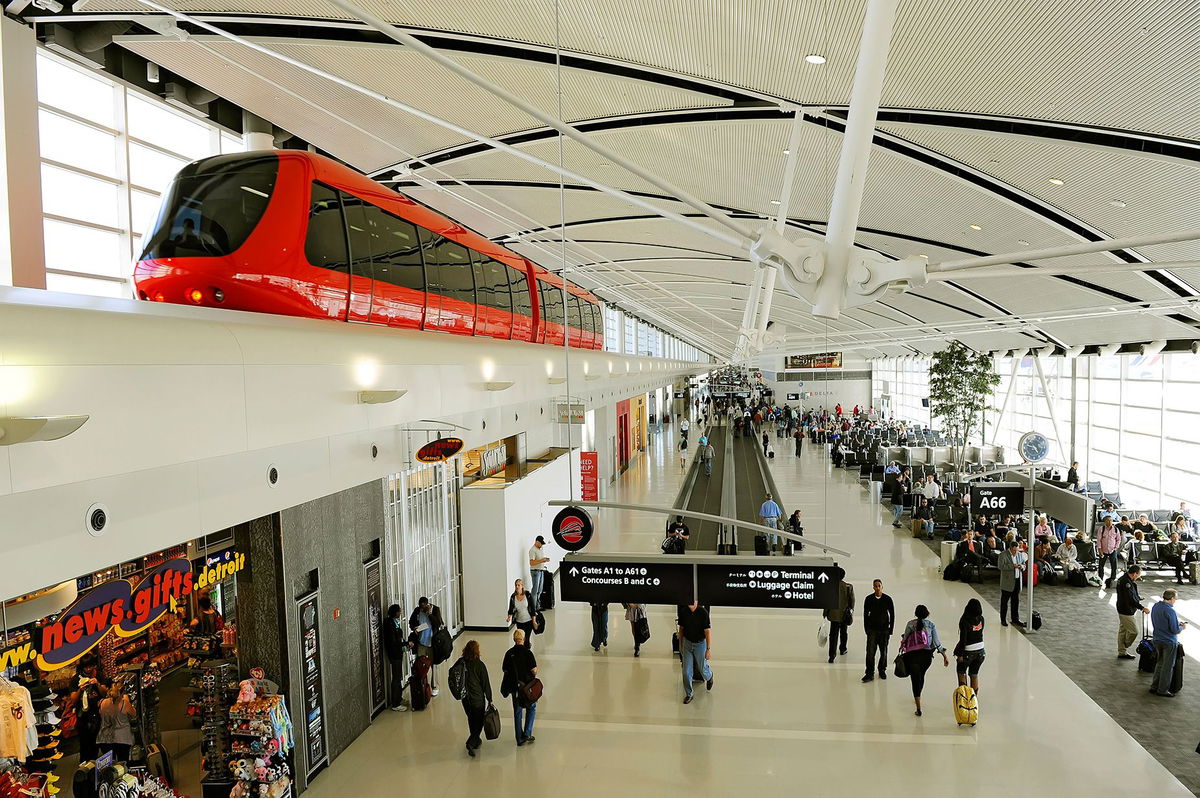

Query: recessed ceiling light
left=919, top=254, right=929, bottom=259
left=783, top=149, right=791, bottom=155
left=969, top=224, right=982, bottom=231
left=1048, top=178, right=1065, bottom=186
left=1017, top=239, right=1030, bottom=246
left=770, top=200, right=781, bottom=205
left=804, top=54, right=826, bottom=65
left=1110, top=199, right=1127, bottom=208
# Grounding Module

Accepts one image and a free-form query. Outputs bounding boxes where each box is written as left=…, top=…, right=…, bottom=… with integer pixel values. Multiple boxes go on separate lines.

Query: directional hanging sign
left=560, top=559, right=694, bottom=604
left=696, top=563, right=842, bottom=609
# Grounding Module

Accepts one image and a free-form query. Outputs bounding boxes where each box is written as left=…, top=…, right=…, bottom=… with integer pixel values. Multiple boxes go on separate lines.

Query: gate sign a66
left=970, top=483, right=1025, bottom=515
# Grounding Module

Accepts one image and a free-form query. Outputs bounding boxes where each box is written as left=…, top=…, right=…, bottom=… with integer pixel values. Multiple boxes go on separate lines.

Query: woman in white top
left=505, top=579, right=536, bottom=649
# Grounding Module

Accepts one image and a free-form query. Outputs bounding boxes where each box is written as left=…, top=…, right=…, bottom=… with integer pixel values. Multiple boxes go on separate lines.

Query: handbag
left=519, top=678, right=543, bottom=706
left=817, top=620, right=829, bottom=647
left=483, top=703, right=501, bottom=740
left=893, top=654, right=909, bottom=678
left=844, top=608, right=853, bottom=628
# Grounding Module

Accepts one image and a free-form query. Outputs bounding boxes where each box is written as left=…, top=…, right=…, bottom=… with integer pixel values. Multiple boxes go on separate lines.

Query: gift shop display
left=226, top=676, right=293, bottom=798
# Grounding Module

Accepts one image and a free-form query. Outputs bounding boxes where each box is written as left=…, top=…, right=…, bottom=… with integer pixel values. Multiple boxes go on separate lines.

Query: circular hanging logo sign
left=551, top=506, right=594, bottom=552
left=416, top=437, right=464, bottom=463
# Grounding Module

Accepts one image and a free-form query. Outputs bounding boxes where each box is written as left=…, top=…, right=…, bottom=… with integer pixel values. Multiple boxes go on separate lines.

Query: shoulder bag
left=519, top=678, right=543, bottom=707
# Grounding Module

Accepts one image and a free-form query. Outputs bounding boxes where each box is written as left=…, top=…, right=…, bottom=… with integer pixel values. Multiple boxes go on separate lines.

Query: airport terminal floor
left=302, top=429, right=1198, bottom=798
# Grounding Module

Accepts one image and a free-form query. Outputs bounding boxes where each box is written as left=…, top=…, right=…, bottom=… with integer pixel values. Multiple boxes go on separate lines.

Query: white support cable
left=130, top=0, right=749, bottom=253
left=321, top=0, right=758, bottom=248
left=931, top=229, right=1200, bottom=273
left=990, top=357, right=1020, bottom=446
left=1032, top=356, right=1069, bottom=462
left=929, top=259, right=1200, bottom=281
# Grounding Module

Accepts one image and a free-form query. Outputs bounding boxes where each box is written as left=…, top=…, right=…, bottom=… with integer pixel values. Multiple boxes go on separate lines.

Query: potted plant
left=927, top=341, right=1000, bottom=476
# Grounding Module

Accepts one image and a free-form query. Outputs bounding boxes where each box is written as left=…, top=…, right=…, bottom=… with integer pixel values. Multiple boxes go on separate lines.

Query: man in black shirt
left=861, top=580, right=895, bottom=683
left=676, top=603, right=713, bottom=704
left=1067, top=461, right=1080, bottom=492
left=663, top=516, right=690, bottom=554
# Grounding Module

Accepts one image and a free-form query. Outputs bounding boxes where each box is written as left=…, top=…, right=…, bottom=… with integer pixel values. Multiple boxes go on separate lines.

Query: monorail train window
left=508, top=265, right=531, bottom=317
left=567, top=293, right=583, bottom=330
left=539, top=281, right=564, bottom=327
left=340, top=193, right=374, bottom=280
left=363, top=205, right=424, bottom=290
left=428, top=237, right=475, bottom=305
left=303, top=183, right=349, bottom=272
left=140, top=153, right=278, bottom=260
left=591, top=303, right=602, bottom=336
left=480, top=258, right=512, bottom=313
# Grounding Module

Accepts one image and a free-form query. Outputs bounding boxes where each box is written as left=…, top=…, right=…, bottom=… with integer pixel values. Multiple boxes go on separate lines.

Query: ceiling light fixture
left=358, top=389, right=407, bottom=405
left=770, top=200, right=781, bottom=205
left=1048, top=178, right=1065, bottom=186
left=0, top=415, right=89, bottom=445
left=1110, top=200, right=1127, bottom=208
left=1017, top=239, right=1030, bottom=246
left=969, top=224, right=982, bottom=231
left=804, top=54, right=826, bottom=64
left=782, top=149, right=792, bottom=156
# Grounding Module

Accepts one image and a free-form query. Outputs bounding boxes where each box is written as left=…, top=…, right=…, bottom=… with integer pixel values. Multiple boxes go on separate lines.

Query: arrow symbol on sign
left=817, top=573, right=829, bottom=583
left=569, top=567, right=579, bottom=577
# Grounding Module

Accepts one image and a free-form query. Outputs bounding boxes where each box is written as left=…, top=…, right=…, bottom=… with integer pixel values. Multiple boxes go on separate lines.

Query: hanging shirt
left=0, top=683, right=37, bottom=761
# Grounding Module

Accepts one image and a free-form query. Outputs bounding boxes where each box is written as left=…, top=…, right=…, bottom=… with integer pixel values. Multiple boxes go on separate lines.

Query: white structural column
left=0, top=17, right=45, bottom=289
left=812, top=0, right=900, bottom=319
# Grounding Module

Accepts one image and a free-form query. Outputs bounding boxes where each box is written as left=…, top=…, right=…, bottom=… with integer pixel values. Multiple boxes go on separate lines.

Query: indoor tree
left=927, top=341, right=1001, bottom=471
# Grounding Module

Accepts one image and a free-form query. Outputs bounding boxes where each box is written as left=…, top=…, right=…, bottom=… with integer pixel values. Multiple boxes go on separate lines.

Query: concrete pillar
left=242, top=110, right=274, bottom=152
left=0, top=17, right=46, bottom=288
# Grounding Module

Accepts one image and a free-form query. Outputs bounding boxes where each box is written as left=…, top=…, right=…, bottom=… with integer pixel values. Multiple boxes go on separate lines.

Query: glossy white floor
left=305, top=425, right=1194, bottom=798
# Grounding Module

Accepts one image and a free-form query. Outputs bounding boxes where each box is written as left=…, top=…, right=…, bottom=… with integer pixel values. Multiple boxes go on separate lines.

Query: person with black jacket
left=410, top=597, right=446, bottom=696
left=383, top=604, right=409, bottom=712
left=1067, top=461, right=1080, bottom=492
left=1115, top=565, right=1150, bottom=660
left=822, top=574, right=855, bottom=664
left=459, top=640, right=493, bottom=757
left=500, top=629, right=539, bottom=746
left=955, top=598, right=986, bottom=696
left=861, top=580, right=894, bottom=683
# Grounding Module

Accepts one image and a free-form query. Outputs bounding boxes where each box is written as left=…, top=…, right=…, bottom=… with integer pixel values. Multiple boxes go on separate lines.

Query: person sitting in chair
left=955, top=529, right=985, bottom=577
left=1056, top=537, right=1082, bottom=575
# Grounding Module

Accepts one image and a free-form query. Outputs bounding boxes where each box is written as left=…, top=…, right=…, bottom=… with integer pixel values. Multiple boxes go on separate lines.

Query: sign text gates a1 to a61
left=559, top=560, right=694, bottom=604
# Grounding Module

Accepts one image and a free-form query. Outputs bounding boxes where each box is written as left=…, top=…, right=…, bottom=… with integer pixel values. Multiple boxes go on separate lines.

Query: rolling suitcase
left=754, top=535, right=770, bottom=556
left=410, top=654, right=432, bottom=710
left=540, top=570, right=556, bottom=610
left=953, top=685, right=978, bottom=726
left=1136, top=617, right=1157, bottom=674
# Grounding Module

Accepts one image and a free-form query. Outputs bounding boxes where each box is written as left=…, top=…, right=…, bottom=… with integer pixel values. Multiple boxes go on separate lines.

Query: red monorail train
left=134, top=150, right=603, bottom=349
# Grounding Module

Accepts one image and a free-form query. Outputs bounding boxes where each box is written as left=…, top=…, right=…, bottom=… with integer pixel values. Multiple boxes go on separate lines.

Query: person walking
left=589, top=602, right=609, bottom=652
left=898, top=605, right=949, bottom=717
left=501, top=629, right=539, bottom=746
left=822, top=573, right=855, bottom=663
left=700, top=439, right=716, bottom=476
left=998, top=541, right=1027, bottom=628
left=384, top=603, right=409, bottom=711
left=1096, top=515, right=1121, bottom=589
left=528, top=536, right=551, bottom=611
left=785, top=509, right=804, bottom=552
left=861, top=579, right=894, bottom=682
left=759, top=493, right=783, bottom=550
left=676, top=602, right=714, bottom=704
left=1115, top=565, right=1150, bottom=660
left=96, top=682, right=136, bottom=762
left=459, top=640, right=493, bottom=756
left=762, top=431, right=770, bottom=458
left=955, top=598, right=986, bottom=697
left=679, top=434, right=688, bottom=469
left=793, top=427, right=804, bottom=456
left=680, top=417, right=690, bottom=440
left=410, top=597, right=446, bottom=695
left=1149, top=589, right=1188, bottom=697
left=505, top=579, right=536, bottom=648
left=889, top=473, right=907, bottom=528
left=625, top=603, right=647, bottom=657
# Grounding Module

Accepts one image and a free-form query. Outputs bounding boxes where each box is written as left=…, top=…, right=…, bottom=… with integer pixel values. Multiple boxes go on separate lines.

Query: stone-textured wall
left=276, top=481, right=386, bottom=793
left=234, top=514, right=287, bottom=687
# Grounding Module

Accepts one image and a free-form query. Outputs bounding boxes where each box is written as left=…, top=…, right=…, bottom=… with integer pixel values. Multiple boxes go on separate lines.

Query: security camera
left=1192, top=341, right=1200, bottom=355
left=31, top=0, right=64, bottom=12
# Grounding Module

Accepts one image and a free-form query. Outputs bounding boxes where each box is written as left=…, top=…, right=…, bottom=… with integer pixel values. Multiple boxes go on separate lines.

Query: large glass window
left=35, top=49, right=241, bottom=297
left=427, top=238, right=475, bottom=305
left=507, top=265, right=531, bottom=317
left=364, top=205, right=424, bottom=291
left=304, top=183, right=347, bottom=272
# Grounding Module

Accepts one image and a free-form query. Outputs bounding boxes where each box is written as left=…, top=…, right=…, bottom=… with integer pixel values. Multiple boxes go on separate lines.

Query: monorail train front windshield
left=139, top=154, right=279, bottom=261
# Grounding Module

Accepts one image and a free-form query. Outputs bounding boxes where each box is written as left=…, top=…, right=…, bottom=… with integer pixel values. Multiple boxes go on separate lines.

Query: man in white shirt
left=920, top=476, right=942, bottom=502
left=528, top=536, right=551, bottom=611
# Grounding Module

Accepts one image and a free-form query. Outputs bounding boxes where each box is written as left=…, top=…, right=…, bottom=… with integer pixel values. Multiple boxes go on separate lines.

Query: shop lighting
left=483, top=381, right=515, bottom=392
left=358, top=389, right=407, bottom=404
left=0, top=415, right=89, bottom=445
